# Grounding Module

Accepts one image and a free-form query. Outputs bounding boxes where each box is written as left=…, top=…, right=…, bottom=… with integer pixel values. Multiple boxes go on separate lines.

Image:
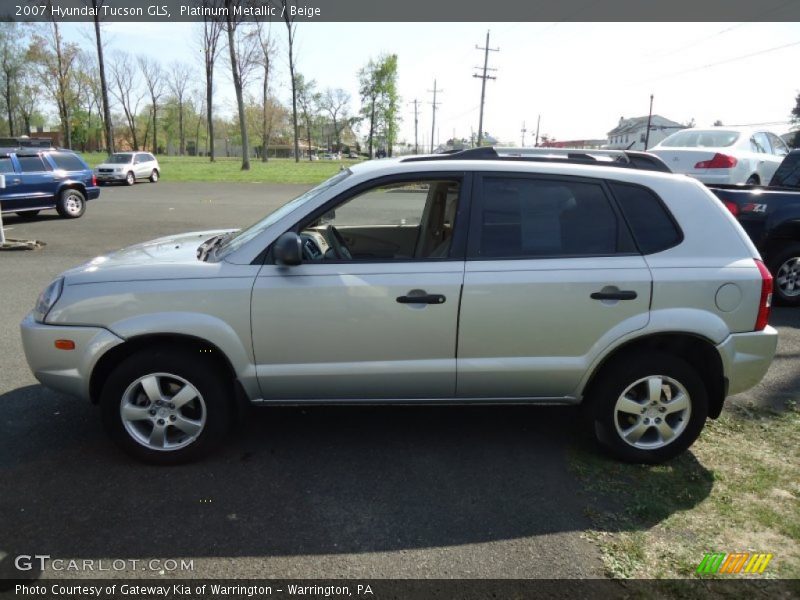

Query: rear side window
left=17, top=155, right=51, bottom=172
left=609, top=182, right=682, bottom=254
left=474, top=177, right=632, bottom=258
left=49, top=152, right=86, bottom=171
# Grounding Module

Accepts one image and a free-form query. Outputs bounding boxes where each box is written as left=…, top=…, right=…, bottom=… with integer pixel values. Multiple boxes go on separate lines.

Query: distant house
left=606, top=115, right=684, bottom=150
left=539, top=139, right=607, bottom=149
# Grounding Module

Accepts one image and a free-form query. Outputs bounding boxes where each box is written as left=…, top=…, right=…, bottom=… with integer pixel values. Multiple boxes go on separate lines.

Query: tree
left=168, top=61, right=191, bottom=155
left=17, top=70, right=43, bottom=135
left=0, top=24, right=23, bottom=136
left=295, top=73, right=318, bottom=160
left=256, top=22, right=276, bottom=162
left=791, top=93, right=800, bottom=148
left=358, top=54, right=399, bottom=157
left=223, top=0, right=252, bottom=169
left=197, top=2, right=224, bottom=161
left=138, top=56, right=164, bottom=154
left=28, top=19, right=80, bottom=148
left=319, top=88, right=351, bottom=151
left=282, top=0, right=299, bottom=162
left=713, top=120, right=724, bottom=126
left=86, top=0, right=113, bottom=153
left=108, top=51, right=144, bottom=150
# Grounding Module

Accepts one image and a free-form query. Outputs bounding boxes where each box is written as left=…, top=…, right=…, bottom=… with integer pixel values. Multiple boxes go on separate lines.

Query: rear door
left=457, top=173, right=653, bottom=399
left=752, top=132, right=783, bottom=184
left=15, top=153, right=56, bottom=207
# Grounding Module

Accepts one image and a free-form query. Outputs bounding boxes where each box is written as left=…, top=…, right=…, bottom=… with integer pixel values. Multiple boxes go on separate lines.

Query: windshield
left=659, top=130, right=740, bottom=148
left=216, top=168, right=352, bottom=258
left=107, top=153, right=133, bottom=164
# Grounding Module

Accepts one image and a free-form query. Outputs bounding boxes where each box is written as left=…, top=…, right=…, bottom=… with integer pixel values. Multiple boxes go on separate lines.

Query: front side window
left=296, top=179, right=461, bottom=261
left=17, top=155, right=50, bottom=172
left=473, top=177, right=629, bottom=259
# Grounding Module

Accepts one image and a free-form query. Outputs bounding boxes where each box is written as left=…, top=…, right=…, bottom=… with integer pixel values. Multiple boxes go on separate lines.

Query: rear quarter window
left=17, top=155, right=51, bottom=172
left=609, top=182, right=682, bottom=254
left=49, top=152, right=87, bottom=171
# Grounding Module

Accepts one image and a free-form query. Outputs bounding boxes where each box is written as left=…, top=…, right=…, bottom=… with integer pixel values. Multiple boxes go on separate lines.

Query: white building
left=606, top=115, right=685, bottom=150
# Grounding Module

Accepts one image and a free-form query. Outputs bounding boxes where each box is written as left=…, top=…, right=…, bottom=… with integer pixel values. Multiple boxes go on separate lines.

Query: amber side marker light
left=54, top=340, right=75, bottom=350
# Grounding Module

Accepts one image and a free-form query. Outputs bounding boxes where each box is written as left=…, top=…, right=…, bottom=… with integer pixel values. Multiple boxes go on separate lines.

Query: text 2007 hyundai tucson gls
left=21, top=148, right=777, bottom=464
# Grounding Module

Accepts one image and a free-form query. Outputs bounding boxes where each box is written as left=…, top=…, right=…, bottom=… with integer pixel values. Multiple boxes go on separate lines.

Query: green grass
left=78, top=152, right=361, bottom=185
left=570, top=403, right=800, bottom=587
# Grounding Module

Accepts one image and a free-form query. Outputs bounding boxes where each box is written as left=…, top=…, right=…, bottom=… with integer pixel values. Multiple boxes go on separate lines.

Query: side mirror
left=274, top=232, right=303, bottom=266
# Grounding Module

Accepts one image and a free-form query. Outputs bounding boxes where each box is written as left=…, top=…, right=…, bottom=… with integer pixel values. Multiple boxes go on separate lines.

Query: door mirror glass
left=274, top=232, right=303, bottom=266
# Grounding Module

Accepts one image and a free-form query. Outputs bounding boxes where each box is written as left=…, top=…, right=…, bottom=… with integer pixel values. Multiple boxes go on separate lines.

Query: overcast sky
left=63, top=21, right=800, bottom=146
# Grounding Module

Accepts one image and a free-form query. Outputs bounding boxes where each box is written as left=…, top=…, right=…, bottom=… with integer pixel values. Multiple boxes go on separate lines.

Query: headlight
left=33, top=277, right=64, bottom=323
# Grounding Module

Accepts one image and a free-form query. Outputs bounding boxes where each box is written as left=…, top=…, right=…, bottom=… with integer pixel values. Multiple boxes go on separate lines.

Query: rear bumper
left=86, top=186, right=101, bottom=200
left=717, top=326, right=778, bottom=396
left=20, top=312, right=125, bottom=401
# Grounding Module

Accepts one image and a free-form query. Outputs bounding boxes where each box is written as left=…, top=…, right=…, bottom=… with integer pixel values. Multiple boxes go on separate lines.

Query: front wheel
left=588, top=353, right=708, bottom=463
left=56, top=189, right=86, bottom=218
left=100, top=349, right=231, bottom=464
left=768, top=243, right=800, bottom=306
left=126, top=171, right=135, bottom=186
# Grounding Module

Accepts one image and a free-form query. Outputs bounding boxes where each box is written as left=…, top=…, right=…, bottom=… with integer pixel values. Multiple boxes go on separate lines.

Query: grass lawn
left=569, top=401, right=799, bottom=590
left=78, top=152, right=361, bottom=185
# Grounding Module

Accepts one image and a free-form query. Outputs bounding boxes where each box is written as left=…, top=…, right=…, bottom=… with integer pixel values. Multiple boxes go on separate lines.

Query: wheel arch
left=56, top=182, right=87, bottom=197
left=89, top=333, right=250, bottom=420
left=580, top=332, right=726, bottom=419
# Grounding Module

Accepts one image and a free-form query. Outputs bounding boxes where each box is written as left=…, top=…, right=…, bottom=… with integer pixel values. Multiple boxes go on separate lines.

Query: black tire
left=125, top=171, right=135, bottom=186
left=100, top=348, right=231, bottom=465
left=149, top=169, right=159, bottom=183
left=587, top=353, right=708, bottom=464
left=767, top=242, right=800, bottom=306
left=746, top=175, right=760, bottom=186
left=55, top=188, right=86, bottom=219
left=16, top=210, right=40, bottom=219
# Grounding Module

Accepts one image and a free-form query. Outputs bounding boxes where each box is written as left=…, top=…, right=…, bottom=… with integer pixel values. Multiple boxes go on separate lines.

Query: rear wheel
left=746, top=175, right=760, bottom=186
left=126, top=171, right=135, bottom=186
left=56, top=189, right=86, bottom=218
left=768, top=243, right=800, bottom=306
left=588, top=353, right=708, bottom=463
left=100, top=348, right=231, bottom=464
left=149, top=169, right=159, bottom=183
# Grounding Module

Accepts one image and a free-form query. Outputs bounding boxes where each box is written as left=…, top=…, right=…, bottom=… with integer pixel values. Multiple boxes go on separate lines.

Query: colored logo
left=696, top=552, right=773, bottom=574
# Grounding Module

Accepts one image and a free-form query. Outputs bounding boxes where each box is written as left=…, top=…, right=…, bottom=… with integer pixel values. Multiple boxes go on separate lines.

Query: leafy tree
left=358, top=54, right=399, bottom=158
left=0, top=24, right=23, bottom=136
left=295, top=73, right=318, bottom=160
left=791, top=93, right=800, bottom=148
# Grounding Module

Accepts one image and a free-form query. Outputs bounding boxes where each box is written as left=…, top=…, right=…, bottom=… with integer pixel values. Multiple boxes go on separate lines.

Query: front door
left=457, top=174, right=653, bottom=399
left=251, top=175, right=469, bottom=400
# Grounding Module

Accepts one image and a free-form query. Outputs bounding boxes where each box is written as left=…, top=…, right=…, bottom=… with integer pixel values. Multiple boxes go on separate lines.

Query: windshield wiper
left=196, top=232, right=234, bottom=262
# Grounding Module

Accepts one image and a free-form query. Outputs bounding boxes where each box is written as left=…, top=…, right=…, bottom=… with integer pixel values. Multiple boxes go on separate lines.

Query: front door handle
left=591, top=290, right=637, bottom=301
left=397, top=292, right=446, bottom=305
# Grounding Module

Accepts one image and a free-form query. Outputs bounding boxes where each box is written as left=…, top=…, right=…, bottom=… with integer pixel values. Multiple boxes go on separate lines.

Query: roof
left=608, top=115, right=684, bottom=136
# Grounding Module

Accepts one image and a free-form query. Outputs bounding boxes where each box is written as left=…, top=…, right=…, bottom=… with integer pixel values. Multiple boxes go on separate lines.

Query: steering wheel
left=324, top=225, right=352, bottom=260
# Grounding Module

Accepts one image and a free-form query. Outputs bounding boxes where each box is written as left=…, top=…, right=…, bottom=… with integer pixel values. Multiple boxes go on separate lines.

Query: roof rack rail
left=400, top=146, right=671, bottom=173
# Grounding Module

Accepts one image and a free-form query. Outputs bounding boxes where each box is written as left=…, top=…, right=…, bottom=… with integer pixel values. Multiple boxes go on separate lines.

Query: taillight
left=754, top=259, right=772, bottom=331
left=695, top=153, right=738, bottom=169
left=92, top=174, right=97, bottom=186
left=722, top=201, right=739, bottom=216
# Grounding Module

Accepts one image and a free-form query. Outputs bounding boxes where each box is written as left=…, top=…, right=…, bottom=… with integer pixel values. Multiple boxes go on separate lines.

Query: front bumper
left=20, top=312, right=125, bottom=401
left=95, top=172, right=127, bottom=182
left=717, top=326, right=778, bottom=396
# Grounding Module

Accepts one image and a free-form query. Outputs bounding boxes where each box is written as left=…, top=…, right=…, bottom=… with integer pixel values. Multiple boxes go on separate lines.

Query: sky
left=61, top=21, right=800, bottom=147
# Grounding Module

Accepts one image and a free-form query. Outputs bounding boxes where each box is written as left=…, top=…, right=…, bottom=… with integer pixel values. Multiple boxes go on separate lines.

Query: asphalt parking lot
left=1, top=182, right=798, bottom=580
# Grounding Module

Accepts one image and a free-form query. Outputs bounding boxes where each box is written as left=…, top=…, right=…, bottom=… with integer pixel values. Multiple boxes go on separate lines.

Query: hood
left=63, top=229, right=237, bottom=283
left=95, top=162, right=130, bottom=169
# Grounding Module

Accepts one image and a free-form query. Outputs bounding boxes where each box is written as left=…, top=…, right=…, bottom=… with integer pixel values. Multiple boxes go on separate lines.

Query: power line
left=473, top=30, right=498, bottom=146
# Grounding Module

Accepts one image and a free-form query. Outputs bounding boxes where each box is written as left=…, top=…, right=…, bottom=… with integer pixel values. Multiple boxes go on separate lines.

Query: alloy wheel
left=613, top=375, right=691, bottom=450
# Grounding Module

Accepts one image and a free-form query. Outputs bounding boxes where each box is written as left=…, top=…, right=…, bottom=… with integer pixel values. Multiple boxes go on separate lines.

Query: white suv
left=95, top=152, right=160, bottom=186
left=21, top=148, right=778, bottom=464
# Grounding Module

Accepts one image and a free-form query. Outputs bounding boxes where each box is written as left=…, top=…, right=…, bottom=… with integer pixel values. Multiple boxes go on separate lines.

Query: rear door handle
left=397, top=293, right=446, bottom=305
left=591, top=290, right=637, bottom=301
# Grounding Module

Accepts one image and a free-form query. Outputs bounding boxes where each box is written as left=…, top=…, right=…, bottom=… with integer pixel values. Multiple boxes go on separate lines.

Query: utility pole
left=410, top=99, right=420, bottom=154
left=644, top=93, right=654, bottom=150
left=473, top=30, right=498, bottom=147
left=534, top=114, right=541, bottom=147
left=520, top=121, right=527, bottom=147
left=428, top=79, right=442, bottom=153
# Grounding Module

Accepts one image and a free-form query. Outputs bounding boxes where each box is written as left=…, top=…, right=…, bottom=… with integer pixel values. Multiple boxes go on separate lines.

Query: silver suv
left=95, top=152, right=160, bottom=186
left=21, top=148, right=778, bottom=464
